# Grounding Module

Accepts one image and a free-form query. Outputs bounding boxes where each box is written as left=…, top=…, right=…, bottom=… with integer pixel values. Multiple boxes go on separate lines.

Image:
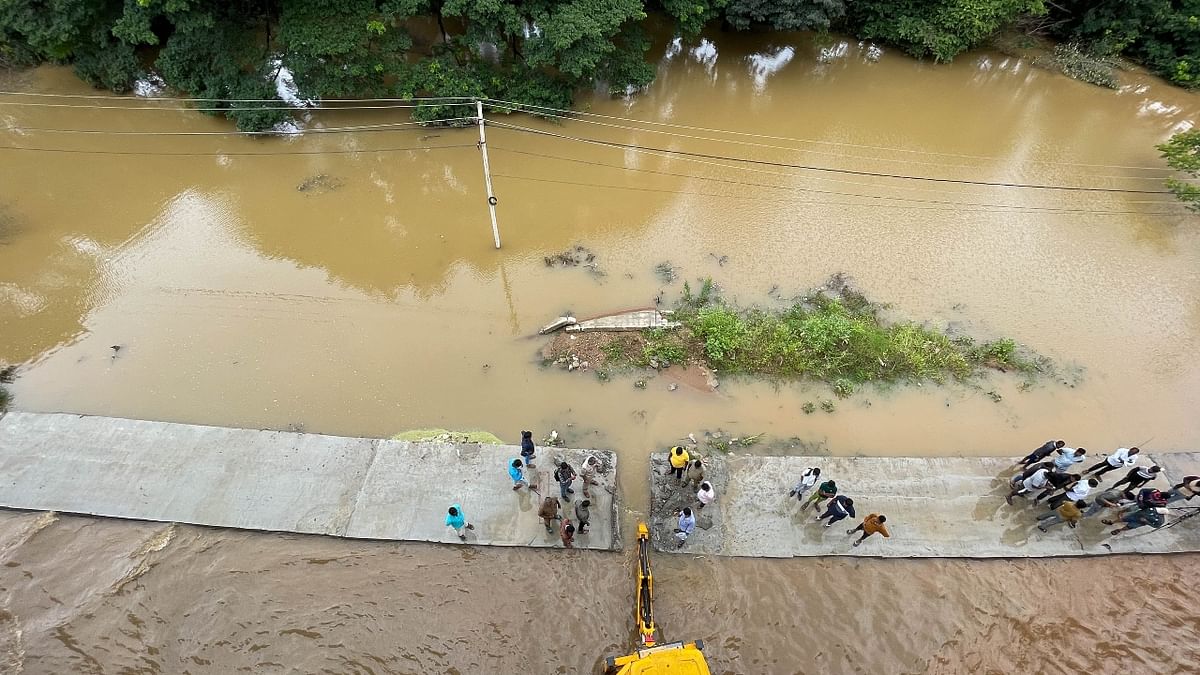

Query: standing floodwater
left=1, top=28, right=1199, bottom=673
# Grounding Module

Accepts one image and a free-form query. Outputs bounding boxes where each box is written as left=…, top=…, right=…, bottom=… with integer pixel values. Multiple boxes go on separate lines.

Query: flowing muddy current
left=2, top=27, right=1200, bottom=673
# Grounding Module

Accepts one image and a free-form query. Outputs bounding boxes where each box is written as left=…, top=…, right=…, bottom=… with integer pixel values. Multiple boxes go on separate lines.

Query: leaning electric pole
left=475, top=100, right=501, bottom=249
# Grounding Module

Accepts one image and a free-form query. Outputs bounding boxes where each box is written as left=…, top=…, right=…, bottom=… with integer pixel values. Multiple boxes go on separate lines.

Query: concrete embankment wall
left=0, top=413, right=619, bottom=550
left=648, top=452, right=1200, bottom=558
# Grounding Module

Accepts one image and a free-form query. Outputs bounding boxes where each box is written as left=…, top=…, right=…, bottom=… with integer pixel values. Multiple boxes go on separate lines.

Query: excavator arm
left=604, top=523, right=710, bottom=675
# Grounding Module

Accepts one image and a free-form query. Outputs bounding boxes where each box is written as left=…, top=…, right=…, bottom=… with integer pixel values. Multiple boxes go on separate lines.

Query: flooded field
left=2, top=28, right=1199, bottom=673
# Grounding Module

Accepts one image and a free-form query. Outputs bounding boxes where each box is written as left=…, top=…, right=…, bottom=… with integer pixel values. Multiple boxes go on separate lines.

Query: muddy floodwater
left=2, top=27, right=1200, bottom=673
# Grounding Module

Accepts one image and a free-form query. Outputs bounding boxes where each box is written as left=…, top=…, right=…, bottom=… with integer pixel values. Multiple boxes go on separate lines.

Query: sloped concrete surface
left=649, top=452, right=1200, bottom=558
left=0, top=413, right=618, bottom=550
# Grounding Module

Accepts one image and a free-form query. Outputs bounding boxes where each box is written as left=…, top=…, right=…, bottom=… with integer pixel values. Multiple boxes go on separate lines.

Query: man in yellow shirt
left=667, top=446, right=690, bottom=484
left=847, top=513, right=890, bottom=547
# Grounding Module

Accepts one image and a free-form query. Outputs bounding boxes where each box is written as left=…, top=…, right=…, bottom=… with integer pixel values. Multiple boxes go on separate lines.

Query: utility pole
left=475, top=100, right=501, bottom=249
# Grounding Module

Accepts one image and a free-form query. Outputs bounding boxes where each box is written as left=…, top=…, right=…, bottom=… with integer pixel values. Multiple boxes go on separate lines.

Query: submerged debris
left=297, top=174, right=344, bottom=194
left=544, top=245, right=605, bottom=277
left=654, top=261, right=677, bottom=283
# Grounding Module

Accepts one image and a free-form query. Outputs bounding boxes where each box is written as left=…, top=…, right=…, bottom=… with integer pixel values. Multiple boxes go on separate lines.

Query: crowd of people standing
left=1008, top=440, right=1199, bottom=536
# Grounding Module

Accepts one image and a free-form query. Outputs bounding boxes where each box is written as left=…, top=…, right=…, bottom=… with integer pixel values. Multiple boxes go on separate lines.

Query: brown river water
left=2, top=28, right=1200, bottom=673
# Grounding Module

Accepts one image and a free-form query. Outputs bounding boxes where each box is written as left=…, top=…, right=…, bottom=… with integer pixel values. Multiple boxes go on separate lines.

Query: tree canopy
left=1159, top=129, right=1200, bottom=210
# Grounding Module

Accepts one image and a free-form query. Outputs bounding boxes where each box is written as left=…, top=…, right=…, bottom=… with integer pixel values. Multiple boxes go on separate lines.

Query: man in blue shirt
left=445, top=504, right=474, bottom=540
left=508, top=458, right=528, bottom=491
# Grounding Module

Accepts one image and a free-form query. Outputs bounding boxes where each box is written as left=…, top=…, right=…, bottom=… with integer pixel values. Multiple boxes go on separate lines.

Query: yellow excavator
left=604, top=523, right=711, bottom=674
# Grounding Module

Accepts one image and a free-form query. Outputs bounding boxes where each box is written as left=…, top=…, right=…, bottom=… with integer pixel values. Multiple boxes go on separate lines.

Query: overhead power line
left=487, top=145, right=1181, bottom=212
left=483, top=100, right=1169, bottom=181
left=0, top=100, right=475, bottom=112
left=491, top=172, right=1185, bottom=216
left=2, top=118, right=474, bottom=137
left=0, top=91, right=476, bottom=103
left=482, top=97, right=1172, bottom=173
left=485, top=120, right=1174, bottom=195
left=0, top=142, right=476, bottom=157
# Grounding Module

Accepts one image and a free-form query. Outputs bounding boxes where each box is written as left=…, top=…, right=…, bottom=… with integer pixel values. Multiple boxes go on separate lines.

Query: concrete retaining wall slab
left=0, top=413, right=618, bottom=550
left=649, top=452, right=1200, bottom=558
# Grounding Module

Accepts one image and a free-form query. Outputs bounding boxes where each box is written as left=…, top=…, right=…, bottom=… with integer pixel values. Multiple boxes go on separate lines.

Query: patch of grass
left=833, top=378, right=855, bottom=398
left=670, top=277, right=1047, bottom=392
left=820, top=400, right=836, bottom=413
left=0, top=386, right=10, bottom=412
left=602, top=340, right=629, bottom=364
left=802, top=401, right=816, bottom=414
left=643, top=329, right=687, bottom=367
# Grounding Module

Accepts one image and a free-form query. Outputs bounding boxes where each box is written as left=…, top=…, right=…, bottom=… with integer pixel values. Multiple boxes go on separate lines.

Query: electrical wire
left=487, top=145, right=1180, bottom=212
left=0, top=100, right=478, bottom=112
left=490, top=173, right=1186, bottom=216
left=482, top=97, right=1173, bottom=173
left=0, top=142, right=476, bottom=157
left=2, top=118, right=475, bottom=136
left=483, top=101, right=1170, bottom=181
left=485, top=120, right=1174, bottom=195
left=0, top=91, right=477, bottom=103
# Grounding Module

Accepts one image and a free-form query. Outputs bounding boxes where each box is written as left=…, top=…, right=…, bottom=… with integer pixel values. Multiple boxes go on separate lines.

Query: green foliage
left=674, top=290, right=1034, bottom=386
left=1047, top=0, right=1200, bottom=88
left=278, top=0, right=418, bottom=98
left=801, top=401, right=816, bottom=414
left=724, top=0, right=846, bottom=31
left=644, top=329, right=688, bottom=365
left=660, top=0, right=727, bottom=35
left=849, top=0, right=1046, bottom=62
left=1045, top=43, right=1119, bottom=89
left=1158, top=129, right=1200, bottom=211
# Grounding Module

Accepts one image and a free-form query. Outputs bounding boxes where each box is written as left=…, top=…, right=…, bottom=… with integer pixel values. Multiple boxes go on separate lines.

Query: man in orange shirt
left=847, top=513, right=890, bottom=547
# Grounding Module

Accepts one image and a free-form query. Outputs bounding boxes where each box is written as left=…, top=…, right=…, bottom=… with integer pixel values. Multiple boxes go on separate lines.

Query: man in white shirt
left=788, top=467, right=821, bottom=502
left=1083, top=447, right=1140, bottom=478
left=1047, top=478, right=1098, bottom=510
left=1053, top=447, right=1087, bottom=471
left=696, top=482, right=716, bottom=509
left=1007, top=467, right=1050, bottom=505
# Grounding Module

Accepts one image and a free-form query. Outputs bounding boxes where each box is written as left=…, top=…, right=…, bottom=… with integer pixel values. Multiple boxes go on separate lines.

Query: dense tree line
left=1, top=1, right=1197, bottom=131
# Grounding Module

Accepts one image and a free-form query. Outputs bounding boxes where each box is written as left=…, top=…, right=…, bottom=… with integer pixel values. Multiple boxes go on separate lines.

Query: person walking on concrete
left=667, top=446, right=690, bottom=484
left=554, top=460, right=577, bottom=500
left=1037, top=499, right=1087, bottom=532
left=1083, top=447, right=1139, bottom=479
left=560, top=518, right=576, bottom=548
left=1108, top=506, right=1167, bottom=536
left=538, top=496, right=561, bottom=533
left=509, top=458, right=528, bottom=491
left=801, top=479, right=837, bottom=512
left=684, top=456, right=705, bottom=488
left=1010, top=461, right=1053, bottom=488
left=816, top=495, right=855, bottom=528
left=445, top=504, right=475, bottom=540
left=1033, top=470, right=1078, bottom=504
left=1053, top=447, right=1087, bottom=472
left=1020, top=440, right=1065, bottom=467
left=1007, top=466, right=1051, bottom=505
left=696, top=481, right=716, bottom=509
left=580, top=455, right=601, bottom=498
left=1111, top=465, right=1162, bottom=493
left=675, top=507, right=696, bottom=548
left=1046, top=478, right=1098, bottom=511
left=574, top=499, right=592, bottom=534
left=520, top=430, right=537, bottom=469
left=847, top=513, right=890, bottom=547
left=1164, top=475, right=1200, bottom=505
left=788, top=467, right=821, bottom=502
left=1083, top=488, right=1134, bottom=518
